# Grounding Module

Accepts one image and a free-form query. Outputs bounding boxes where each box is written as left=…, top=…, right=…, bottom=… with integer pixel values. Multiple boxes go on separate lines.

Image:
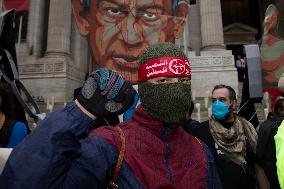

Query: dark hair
left=212, top=84, right=236, bottom=101
left=0, top=83, right=17, bottom=124
left=80, top=0, right=188, bottom=16
left=274, top=97, right=284, bottom=116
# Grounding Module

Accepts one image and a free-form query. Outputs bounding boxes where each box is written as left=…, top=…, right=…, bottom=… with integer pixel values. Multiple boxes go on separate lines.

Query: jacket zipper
left=162, top=127, right=173, bottom=183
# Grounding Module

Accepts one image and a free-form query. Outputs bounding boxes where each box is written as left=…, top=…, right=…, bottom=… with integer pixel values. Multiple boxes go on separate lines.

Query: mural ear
left=71, top=0, right=90, bottom=36
left=263, top=4, right=279, bottom=34
left=174, top=3, right=190, bottom=38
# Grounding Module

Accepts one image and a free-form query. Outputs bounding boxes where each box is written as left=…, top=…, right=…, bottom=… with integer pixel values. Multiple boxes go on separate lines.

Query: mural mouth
left=112, top=55, right=139, bottom=71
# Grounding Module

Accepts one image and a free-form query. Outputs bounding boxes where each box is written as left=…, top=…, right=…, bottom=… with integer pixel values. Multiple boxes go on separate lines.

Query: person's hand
left=76, top=68, right=137, bottom=117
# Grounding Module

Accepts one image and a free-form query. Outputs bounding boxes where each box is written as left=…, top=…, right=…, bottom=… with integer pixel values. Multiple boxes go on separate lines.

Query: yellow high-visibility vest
left=275, top=120, right=284, bottom=189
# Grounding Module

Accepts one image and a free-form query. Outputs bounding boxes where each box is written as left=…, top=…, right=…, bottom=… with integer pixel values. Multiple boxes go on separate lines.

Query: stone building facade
left=17, top=0, right=90, bottom=102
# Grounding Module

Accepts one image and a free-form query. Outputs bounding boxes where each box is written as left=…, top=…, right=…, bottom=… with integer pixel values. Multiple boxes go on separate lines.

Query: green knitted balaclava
left=138, top=42, right=192, bottom=126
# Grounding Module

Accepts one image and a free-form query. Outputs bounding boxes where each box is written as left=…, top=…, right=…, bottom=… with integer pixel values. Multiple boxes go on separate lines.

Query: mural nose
left=121, top=13, right=143, bottom=46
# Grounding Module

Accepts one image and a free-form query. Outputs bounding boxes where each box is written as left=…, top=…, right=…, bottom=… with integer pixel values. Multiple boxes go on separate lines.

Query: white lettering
left=146, top=67, right=168, bottom=78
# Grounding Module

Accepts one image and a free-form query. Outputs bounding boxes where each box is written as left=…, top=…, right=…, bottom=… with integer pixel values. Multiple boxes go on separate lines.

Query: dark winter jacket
left=185, top=120, right=257, bottom=189
left=0, top=102, right=222, bottom=189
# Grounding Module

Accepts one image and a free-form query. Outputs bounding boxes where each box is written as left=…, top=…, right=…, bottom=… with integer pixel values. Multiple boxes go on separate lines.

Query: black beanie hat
left=76, top=68, right=137, bottom=117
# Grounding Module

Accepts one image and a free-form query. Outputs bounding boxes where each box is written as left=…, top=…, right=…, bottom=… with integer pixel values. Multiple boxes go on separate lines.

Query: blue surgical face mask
left=211, top=100, right=230, bottom=120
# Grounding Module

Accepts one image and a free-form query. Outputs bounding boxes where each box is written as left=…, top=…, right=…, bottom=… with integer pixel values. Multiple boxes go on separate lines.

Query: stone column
left=46, top=0, right=72, bottom=55
left=183, top=19, right=189, bottom=55
left=199, top=0, right=225, bottom=50
left=26, top=0, right=35, bottom=48
left=71, top=16, right=89, bottom=74
left=27, top=0, right=46, bottom=57
left=188, top=0, right=201, bottom=55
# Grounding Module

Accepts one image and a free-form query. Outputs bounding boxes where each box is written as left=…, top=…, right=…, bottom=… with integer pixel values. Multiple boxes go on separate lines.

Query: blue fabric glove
left=76, top=68, right=137, bottom=117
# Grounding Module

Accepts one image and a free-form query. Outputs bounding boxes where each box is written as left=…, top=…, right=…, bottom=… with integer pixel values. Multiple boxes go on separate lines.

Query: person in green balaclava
left=138, top=42, right=192, bottom=126
left=275, top=120, right=284, bottom=189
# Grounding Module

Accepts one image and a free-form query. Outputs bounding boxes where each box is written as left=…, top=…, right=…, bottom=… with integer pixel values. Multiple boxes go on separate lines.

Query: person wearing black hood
left=0, top=82, right=28, bottom=148
left=256, top=97, right=284, bottom=189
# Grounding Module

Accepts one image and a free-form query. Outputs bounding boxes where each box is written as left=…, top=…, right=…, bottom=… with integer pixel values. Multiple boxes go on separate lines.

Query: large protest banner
left=71, top=0, right=191, bottom=83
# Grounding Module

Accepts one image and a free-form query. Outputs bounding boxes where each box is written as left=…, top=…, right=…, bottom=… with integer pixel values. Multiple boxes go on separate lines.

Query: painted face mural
left=71, top=0, right=190, bottom=83
left=261, top=4, right=284, bottom=88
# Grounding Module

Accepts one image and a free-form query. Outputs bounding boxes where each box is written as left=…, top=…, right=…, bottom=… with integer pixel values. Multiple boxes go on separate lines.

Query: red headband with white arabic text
left=138, top=56, right=191, bottom=83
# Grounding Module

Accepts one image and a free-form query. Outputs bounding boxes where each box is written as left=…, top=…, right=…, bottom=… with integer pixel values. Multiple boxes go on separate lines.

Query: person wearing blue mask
left=184, top=84, right=264, bottom=189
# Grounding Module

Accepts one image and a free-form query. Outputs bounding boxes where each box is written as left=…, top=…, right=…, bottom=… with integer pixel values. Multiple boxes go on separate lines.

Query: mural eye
left=143, top=13, right=157, bottom=20
left=106, top=8, right=122, bottom=16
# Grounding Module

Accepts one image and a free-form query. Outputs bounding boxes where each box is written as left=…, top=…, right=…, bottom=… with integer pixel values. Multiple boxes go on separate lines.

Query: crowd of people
left=0, top=0, right=283, bottom=188
left=0, top=42, right=282, bottom=189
